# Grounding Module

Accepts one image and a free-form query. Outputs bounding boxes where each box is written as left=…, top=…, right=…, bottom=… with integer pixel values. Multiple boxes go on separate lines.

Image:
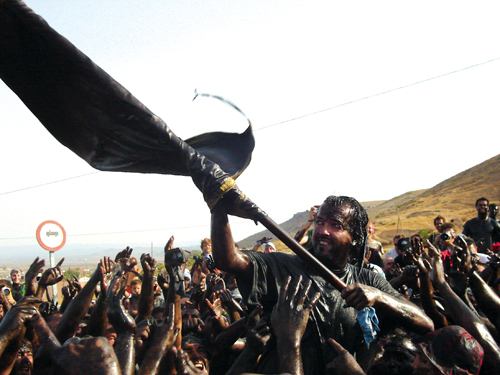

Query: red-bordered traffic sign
left=36, top=220, right=66, bottom=251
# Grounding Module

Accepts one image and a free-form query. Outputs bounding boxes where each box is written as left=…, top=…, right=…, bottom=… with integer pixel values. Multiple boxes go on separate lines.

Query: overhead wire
left=1, top=56, right=499, bottom=198
left=254, top=56, right=500, bottom=131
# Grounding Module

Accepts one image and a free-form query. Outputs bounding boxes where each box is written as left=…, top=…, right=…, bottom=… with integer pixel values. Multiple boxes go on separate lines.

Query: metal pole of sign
left=49, top=251, right=58, bottom=304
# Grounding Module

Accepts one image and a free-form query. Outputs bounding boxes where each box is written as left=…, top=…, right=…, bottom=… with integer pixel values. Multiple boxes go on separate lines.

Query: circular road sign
left=36, top=220, right=66, bottom=251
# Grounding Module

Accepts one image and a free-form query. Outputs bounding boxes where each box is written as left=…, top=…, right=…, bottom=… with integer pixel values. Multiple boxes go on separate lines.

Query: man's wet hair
left=323, top=196, right=368, bottom=267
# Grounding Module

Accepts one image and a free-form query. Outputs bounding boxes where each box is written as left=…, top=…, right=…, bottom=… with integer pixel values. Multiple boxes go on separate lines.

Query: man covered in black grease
left=211, top=195, right=434, bottom=374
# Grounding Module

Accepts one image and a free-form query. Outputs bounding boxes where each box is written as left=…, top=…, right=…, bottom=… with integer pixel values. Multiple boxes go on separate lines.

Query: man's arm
left=294, top=206, right=317, bottom=245
left=341, top=282, right=434, bottom=335
left=211, top=203, right=252, bottom=281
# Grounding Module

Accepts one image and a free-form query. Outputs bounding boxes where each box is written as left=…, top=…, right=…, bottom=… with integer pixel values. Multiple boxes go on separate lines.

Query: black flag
left=0, top=0, right=254, bottom=181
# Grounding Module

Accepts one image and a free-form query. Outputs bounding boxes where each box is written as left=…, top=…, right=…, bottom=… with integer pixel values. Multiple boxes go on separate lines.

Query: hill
left=238, top=153, right=500, bottom=250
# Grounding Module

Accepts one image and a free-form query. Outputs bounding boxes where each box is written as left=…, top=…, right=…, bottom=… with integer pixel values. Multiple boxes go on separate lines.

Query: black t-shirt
left=463, top=217, right=500, bottom=252
left=238, top=251, right=404, bottom=375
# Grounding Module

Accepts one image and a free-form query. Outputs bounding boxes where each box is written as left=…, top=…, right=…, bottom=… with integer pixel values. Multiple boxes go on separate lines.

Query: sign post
left=36, top=220, right=66, bottom=304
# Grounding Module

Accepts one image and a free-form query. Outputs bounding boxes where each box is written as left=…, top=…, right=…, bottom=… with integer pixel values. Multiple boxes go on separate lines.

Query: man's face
left=105, top=330, right=117, bottom=347
left=312, top=203, right=354, bottom=269
left=202, top=243, right=212, bottom=255
left=11, top=272, right=21, bottom=285
left=14, top=344, right=33, bottom=375
left=383, top=258, right=398, bottom=276
left=263, top=244, right=275, bottom=254
left=182, top=308, right=200, bottom=321
left=434, top=219, right=444, bottom=233
left=476, top=200, right=489, bottom=217
left=182, top=342, right=209, bottom=375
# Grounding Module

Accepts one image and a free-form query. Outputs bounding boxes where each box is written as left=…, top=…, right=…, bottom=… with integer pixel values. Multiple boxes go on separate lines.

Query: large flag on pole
left=0, top=0, right=254, bottom=180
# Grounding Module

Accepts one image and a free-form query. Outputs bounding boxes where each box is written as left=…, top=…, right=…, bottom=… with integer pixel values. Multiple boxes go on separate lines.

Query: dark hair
left=393, top=234, right=404, bottom=242
left=476, top=197, right=489, bottom=207
left=323, top=196, right=368, bottom=268
left=441, top=222, right=455, bottom=232
left=434, top=215, right=445, bottom=225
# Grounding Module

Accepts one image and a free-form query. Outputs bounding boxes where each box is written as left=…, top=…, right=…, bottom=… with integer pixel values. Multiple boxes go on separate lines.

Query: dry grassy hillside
left=239, top=153, right=500, bottom=251
left=369, top=153, right=500, bottom=247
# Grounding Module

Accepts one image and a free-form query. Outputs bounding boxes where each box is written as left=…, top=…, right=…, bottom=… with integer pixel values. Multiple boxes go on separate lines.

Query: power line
left=0, top=171, right=100, bottom=196
left=0, top=217, right=287, bottom=241
left=2, top=56, right=499, bottom=195
left=255, top=56, right=500, bottom=131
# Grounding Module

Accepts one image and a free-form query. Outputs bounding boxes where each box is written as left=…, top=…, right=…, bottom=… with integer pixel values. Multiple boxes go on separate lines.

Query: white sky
left=1, top=1, right=500, bottom=250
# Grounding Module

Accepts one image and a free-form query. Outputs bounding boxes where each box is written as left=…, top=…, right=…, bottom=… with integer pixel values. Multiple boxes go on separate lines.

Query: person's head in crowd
left=128, top=294, right=140, bottom=318
left=263, top=242, right=276, bottom=254
left=412, top=326, right=484, bottom=375
left=181, top=336, right=209, bottom=375
left=0, top=279, right=15, bottom=305
left=312, top=195, right=368, bottom=270
left=105, top=326, right=117, bottom=347
left=200, top=238, right=212, bottom=256
left=475, top=197, right=489, bottom=220
left=12, top=339, right=33, bottom=375
left=396, top=237, right=414, bottom=266
left=393, top=234, right=405, bottom=255
left=75, top=322, right=87, bottom=338
left=434, top=215, right=445, bottom=233
left=10, top=269, right=22, bottom=286
left=182, top=307, right=202, bottom=335
left=224, top=273, right=238, bottom=291
left=383, top=257, right=398, bottom=279
left=371, top=334, right=417, bottom=375
left=152, top=307, right=164, bottom=322
left=130, top=279, right=142, bottom=295
left=489, top=203, right=498, bottom=220
left=122, top=298, right=130, bottom=312
left=439, top=222, right=456, bottom=249
left=129, top=257, right=140, bottom=273
left=367, top=222, right=375, bottom=238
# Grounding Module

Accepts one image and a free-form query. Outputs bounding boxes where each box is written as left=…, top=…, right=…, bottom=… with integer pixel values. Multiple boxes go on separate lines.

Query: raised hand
left=141, top=253, right=157, bottom=279
left=115, top=246, right=137, bottom=273
left=66, top=275, right=82, bottom=296
left=106, top=274, right=136, bottom=333
left=38, top=258, right=65, bottom=287
left=325, top=338, right=365, bottom=375
left=157, top=273, right=170, bottom=291
left=25, top=257, right=45, bottom=296
left=0, top=296, right=42, bottom=341
left=245, top=305, right=271, bottom=354
left=165, top=235, right=175, bottom=251
left=271, top=276, right=320, bottom=347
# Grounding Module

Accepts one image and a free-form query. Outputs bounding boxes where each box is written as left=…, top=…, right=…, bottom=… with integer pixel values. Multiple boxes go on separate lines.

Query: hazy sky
left=1, top=1, right=499, bottom=251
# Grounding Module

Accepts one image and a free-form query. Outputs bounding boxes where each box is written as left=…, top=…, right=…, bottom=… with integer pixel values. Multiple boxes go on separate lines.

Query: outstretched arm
left=428, top=248, right=500, bottom=374
left=210, top=204, right=252, bottom=281
left=271, top=276, right=320, bottom=375
left=294, top=206, right=317, bottom=245
left=341, top=283, right=434, bottom=335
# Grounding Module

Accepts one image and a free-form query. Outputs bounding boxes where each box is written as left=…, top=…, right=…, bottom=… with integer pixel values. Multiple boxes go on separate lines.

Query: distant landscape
left=238, top=153, right=500, bottom=251
left=2, top=153, right=499, bottom=271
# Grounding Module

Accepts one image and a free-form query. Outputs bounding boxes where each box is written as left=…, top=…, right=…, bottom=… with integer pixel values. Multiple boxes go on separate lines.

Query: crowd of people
left=1, top=195, right=500, bottom=375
